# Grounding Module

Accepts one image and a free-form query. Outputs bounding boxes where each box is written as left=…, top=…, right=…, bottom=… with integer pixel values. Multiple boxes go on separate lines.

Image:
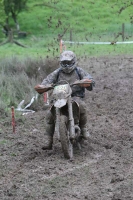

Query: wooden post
left=70, top=30, right=72, bottom=46
left=11, top=106, right=15, bottom=133
left=60, top=39, right=63, bottom=53
left=122, top=23, right=125, bottom=41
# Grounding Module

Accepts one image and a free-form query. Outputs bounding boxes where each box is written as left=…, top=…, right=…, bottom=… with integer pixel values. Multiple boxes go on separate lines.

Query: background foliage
left=0, top=0, right=133, bottom=116
left=0, top=0, right=133, bottom=57
left=0, top=56, right=59, bottom=116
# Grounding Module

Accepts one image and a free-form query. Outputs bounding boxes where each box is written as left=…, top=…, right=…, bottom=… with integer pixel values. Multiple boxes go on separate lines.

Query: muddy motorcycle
left=35, top=79, right=91, bottom=159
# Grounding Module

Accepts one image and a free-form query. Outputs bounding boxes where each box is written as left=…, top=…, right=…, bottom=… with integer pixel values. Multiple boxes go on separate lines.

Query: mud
left=0, top=55, right=133, bottom=200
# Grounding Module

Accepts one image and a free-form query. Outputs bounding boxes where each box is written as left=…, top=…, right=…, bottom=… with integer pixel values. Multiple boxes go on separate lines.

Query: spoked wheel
left=59, top=115, right=73, bottom=159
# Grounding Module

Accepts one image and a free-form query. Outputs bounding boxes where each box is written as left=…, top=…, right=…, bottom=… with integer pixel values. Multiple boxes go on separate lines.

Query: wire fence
left=62, top=23, right=133, bottom=43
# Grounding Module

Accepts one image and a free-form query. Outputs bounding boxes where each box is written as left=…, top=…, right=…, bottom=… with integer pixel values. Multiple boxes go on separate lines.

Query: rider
left=36, top=50, right=95, bottom=150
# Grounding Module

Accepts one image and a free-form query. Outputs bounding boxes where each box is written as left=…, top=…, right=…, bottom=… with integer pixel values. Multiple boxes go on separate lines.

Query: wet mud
left=0, top=55, right=133, bottom=200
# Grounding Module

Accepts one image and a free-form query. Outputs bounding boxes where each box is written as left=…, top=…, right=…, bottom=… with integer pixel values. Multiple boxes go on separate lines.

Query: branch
left=118, top=2, right=133, bottom=14
left=58, top=26, right=70, bottom=41
left=13, top=40, right=27, bottom=48
left=0, top=39, right=28, bottom=48
left=0, top=39, right=10, bottom=46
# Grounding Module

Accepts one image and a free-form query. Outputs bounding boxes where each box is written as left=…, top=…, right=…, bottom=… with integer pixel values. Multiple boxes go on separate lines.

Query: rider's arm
left=77, top=67, right=95, bottom=91
left=41, top=68, right=61, bottom=85
left=35, top=69, right=61, bottom=94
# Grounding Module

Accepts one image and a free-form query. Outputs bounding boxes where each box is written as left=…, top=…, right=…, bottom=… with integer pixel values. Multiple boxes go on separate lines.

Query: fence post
left=70, top=30, right=72, bottom=46
left=11, top=106, right=15, bottom=133
left=122, top=23, right=125, bottom=41
left=60, top=39, right=63, bottom=53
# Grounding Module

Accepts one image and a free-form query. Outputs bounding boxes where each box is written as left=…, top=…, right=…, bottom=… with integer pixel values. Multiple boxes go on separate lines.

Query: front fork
left=55, top=96, right=75, bottom=140
left=67, top=96, right=75, bottom=139
left=55, top=107, right=60, bottom=141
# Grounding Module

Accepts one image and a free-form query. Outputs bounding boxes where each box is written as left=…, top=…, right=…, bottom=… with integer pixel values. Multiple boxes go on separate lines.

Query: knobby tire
left=59, top=115, right=73, bottom=159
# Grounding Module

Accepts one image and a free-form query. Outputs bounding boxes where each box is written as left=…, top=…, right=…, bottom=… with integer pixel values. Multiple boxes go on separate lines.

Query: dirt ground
left=1, top=55, right=133, bottom=200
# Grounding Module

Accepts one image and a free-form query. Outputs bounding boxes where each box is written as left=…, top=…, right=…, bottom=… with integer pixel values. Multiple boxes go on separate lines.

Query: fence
left=62, top=23, right=133, bottom=43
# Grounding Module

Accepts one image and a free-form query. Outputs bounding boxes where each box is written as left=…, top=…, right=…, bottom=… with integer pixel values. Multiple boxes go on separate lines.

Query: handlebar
left=34, top=79, right=92, bottom=94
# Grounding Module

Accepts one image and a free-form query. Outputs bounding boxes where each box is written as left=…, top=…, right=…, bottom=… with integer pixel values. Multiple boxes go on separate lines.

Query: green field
left=0, top=0, right=133, bottom=58
left=0, top=0, right=133, bottom=115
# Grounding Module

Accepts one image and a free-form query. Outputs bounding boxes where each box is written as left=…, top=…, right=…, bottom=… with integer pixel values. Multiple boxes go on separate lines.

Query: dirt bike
left=35, top=79, right=91, bottom=159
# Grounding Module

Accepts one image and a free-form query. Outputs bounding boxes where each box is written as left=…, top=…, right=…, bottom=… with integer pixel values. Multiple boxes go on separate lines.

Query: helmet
left=60, top=50, right=76, bottom=73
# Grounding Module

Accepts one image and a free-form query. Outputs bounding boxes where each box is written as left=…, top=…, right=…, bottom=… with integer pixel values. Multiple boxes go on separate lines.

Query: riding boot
left=80, top=126, right=90, bottom=140
left=79, top=111, right=90, bottom=140
left=42, top=110, right=55, bottom=150
left=42, top=123, right=55, bottom=150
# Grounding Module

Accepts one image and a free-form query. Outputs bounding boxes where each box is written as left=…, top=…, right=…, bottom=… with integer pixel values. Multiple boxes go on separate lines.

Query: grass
left=1, top=41, right=133, bottom=58
left=0, top=0, right=133, bottom=117
left=0, top=0, right=133, bottom=58
left=0, top=140, right=8, bottom=144
left=0, top=56, right=59, bottom=117
left=24, top=0, right=131, bottom=33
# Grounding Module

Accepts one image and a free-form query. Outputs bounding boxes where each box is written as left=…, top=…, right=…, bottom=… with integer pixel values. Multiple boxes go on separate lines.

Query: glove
left=73, top=79, right=92, bottom=88
left=34, top=84, right=53, bottom=94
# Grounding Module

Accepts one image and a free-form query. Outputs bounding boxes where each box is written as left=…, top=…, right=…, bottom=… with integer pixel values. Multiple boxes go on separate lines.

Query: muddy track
left=0, top=55, right=133, bottom=200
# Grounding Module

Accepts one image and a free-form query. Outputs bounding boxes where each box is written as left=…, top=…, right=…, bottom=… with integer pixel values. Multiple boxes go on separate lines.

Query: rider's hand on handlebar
left=34, top=84, right=53, bottom=94
left=73, top=79, right=92, bottom=88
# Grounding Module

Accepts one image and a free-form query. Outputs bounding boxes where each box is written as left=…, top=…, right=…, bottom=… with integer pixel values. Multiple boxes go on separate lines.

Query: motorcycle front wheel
left=59, top=115, right=73, bottom=159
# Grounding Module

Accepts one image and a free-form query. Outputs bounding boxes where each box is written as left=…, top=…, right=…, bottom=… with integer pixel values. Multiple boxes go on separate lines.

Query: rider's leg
left=80, top=114, right=90, bottom=140
left=42, top=110, right=55, bottom=150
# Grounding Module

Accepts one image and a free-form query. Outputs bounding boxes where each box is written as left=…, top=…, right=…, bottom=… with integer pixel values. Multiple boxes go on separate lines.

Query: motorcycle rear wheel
left=59, top=115, right=73, bottom=159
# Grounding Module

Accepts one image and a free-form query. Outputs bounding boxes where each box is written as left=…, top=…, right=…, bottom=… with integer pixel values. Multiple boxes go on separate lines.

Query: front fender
left=54, top=99, right=67, bottom=108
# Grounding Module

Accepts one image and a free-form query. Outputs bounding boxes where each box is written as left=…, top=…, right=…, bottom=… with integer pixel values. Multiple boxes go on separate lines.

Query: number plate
left=54, top=84, right=68, bottom=93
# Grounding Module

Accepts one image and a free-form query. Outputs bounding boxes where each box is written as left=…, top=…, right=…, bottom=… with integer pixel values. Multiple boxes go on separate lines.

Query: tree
left=0, top=0, right=6, bottom=26
left=4, top=0, right=28, bottom=32
left=0, top=0, right=27, bottom=47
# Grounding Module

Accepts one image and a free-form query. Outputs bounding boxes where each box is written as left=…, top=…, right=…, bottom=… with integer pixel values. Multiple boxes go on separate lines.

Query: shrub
left=0, top=56, right=59, bottom=117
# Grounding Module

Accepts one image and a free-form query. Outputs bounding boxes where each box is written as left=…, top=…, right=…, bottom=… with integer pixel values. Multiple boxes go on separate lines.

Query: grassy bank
left=1, top=0, right=133, bottom=58
left=0, top=56, right=59, bottom=116
left=0, top=0, right=133, bottom=117
left=0, top=40, right=133, bottom=59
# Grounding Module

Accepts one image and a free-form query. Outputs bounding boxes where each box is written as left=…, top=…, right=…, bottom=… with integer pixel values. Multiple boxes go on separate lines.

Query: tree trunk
left=0, top=30, right=27, bottom=48
left=8, top=31, right=14, bottom=43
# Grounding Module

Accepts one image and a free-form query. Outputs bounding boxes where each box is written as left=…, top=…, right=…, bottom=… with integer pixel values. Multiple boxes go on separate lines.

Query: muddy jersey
left=41, top=66, right=95, bottom=98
